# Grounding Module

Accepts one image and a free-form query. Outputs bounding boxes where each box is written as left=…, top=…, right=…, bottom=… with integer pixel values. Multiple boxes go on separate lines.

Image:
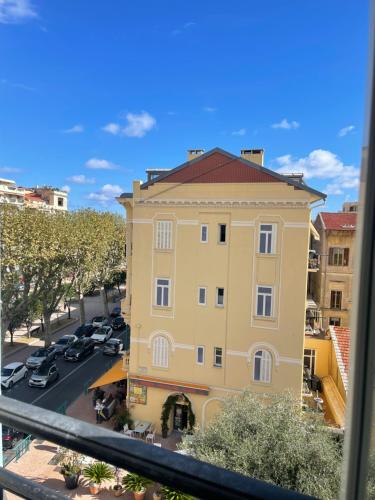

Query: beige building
left=313, top=206, right=357, bottom=329
left=118, top=148, right=325, bottom=434
left=0, top=178, right=26, bottom=206
left=0, top=179, right=68, bottom=211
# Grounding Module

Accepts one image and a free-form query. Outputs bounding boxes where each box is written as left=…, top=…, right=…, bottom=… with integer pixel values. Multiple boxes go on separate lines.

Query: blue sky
left=0, top=0, right=369, bottom=213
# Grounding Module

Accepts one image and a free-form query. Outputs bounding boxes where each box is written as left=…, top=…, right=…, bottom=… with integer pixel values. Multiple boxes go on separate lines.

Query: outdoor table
left=133, top=421, right=151, bottom=438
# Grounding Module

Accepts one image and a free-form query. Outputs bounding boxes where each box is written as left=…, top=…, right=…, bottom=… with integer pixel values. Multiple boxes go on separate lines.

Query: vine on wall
left=160, top=394, right=195, bottom=438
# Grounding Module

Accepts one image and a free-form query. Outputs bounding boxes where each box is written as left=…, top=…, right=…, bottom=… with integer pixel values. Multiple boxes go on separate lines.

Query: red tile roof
left=319, top=212, right=357, bottom=231
left=156, top=151, right=280, bottom=184
left=330, top=326, right=351, bottom=392
left=25, top=193, right=44, bottom=202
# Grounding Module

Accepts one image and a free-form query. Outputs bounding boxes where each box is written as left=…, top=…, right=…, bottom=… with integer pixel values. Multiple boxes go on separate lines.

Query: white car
left=91, top=316, right=109, bottom=328
left=91, top=326, right=113, bottom=344
left=1, top=362, right=28, bottom=389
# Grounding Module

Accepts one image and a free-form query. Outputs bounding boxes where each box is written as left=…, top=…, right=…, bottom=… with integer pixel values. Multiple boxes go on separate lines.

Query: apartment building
left=312, top=205, right=357, bottom=328
left=118, top=148, right=325, bottom=433
left=0, top=178, right=68, bottom=211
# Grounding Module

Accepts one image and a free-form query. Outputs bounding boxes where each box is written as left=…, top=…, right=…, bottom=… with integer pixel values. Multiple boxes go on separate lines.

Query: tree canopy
left=181, top=391, right=342, bottom=499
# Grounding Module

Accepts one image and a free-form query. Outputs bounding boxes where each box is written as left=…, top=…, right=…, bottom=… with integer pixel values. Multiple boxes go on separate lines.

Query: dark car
left=51, top=335, right=77, bottom=355
left=74, top=324, right=97, bottom=338
left=28, top=363, right=59, bottom=388
left=111, top=316, right=125, bottom=331
left=64, top=338, right=95, bottom=362
left=2, top=427, right=25, bottom=450
left=110, top=306, right=122, bottom=318
left=26, top=347, right=56, bottom=369
left=102, top=338, right=124, bottom=356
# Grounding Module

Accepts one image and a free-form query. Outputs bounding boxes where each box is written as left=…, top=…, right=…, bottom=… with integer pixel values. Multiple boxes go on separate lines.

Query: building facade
left=313, top=208, right=357, bottom=329
left=0, top=179, right=68, bottom=211
left=118, top=148, right=325, bottom=433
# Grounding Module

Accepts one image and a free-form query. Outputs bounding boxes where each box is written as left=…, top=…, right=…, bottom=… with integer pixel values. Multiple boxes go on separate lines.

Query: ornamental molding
left=134, top=198, right=309, bottom=209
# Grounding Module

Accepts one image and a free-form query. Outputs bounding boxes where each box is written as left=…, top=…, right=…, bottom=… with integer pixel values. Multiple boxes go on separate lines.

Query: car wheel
left=23, top=371, right=28, bottom=379
left=8, top=381, right=13, bottom=389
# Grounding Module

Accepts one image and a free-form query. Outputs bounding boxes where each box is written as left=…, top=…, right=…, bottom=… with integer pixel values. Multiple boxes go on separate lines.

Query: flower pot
left=153, top=493, right=162, bottom=500
left=89, top=482, right=100, bottom=495
left=63, top=473, right=80, bottom=490
left=133, top=489, right=146, bottom=500
left=113, top=485, right=123, bottom=497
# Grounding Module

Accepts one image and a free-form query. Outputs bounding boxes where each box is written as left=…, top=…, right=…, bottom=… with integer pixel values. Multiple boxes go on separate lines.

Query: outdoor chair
left=146, top=426, right=155, bottom=443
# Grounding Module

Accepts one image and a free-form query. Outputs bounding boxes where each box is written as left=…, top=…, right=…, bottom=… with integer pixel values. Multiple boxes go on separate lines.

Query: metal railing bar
left=0, top=467, right=70, bottom=500
left=0, top=396, right=311, bottom=500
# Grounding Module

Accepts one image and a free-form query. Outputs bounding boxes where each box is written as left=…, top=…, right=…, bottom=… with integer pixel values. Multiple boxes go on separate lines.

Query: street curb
left=4, top=318, right=79, bottom=360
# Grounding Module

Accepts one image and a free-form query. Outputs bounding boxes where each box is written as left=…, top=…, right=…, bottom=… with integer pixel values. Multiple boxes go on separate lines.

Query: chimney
left=240, top=149, right=264, bottom=166
left=187, top=149, right=205, bottom=161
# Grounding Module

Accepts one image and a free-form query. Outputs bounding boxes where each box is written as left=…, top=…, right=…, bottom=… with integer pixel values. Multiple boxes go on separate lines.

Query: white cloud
left=67, top=174, right=95, bottom=184
left=203, top=106, right=216, bottom=113
left=275, top=149, right=360, bottom=195
left=60, top=185, right=71, bottom=193
left=171, top=21, right=196, bottom=36
left=0, top=166, right=22, bottom=173
left=63, top=124, right=84, bottom=134
left=1, top=79, right=35, bottom=92
left=232, top=128, right=246, bottom=136
left=101, top=111, right=156, bottom=139
left=85, top=158, right=119, bottom=170
left=123, top=111, right=156, bottom=138
left=102, top=123, right=121, bottom=135
left=88, top=184, right=123, bottom=205
left=338, top=125, right=355, bottom=137
left=0, top=0, right=37, bottom=24
left=272, top=118, right=300, bottom=130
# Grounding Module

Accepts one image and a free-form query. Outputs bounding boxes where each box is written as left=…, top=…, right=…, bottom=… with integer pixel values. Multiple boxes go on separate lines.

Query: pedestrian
left=95, top=399, right=104, bottom=424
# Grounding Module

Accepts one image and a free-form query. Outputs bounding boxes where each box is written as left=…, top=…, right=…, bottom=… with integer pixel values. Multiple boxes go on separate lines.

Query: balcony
left=0, top=396, right=309, bottom=499
left=308, top=250, right=319, bottom=271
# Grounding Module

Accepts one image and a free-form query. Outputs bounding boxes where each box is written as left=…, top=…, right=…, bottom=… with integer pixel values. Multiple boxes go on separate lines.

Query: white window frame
left=218, top=224, right=227, bottom=244
left=155, top=278, right=171, bottom=307
left=152, top=335, right=169, bottom=368
left=214, top=347, right=223, bottom=367
left=196, top=346, right=205, bottom=365
left=216, top=287, right=225, bottom=307
left=253, top=350, right=272, bottom=383
left=200, top=224, right=208, bottom=243
left=156, top=220, right=172, bottom=250
left=303, top=348, right=316, bottom=375
left=198, top=287, right=207, bottom=306
left=256, top=285, right=273, bottom=317
left=259, top=223, right=276, bottom=254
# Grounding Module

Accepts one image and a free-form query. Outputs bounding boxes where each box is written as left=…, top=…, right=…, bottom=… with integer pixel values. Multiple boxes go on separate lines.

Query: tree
left=181, top=391, right=342, bottom=500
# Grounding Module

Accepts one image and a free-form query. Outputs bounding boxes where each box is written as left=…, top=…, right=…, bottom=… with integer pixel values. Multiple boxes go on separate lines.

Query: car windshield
left=35, top=365, right=53, bottom=375
left=95, top=328, right=106, bottom=335
left=56, top=338, right=69, bottom=345
left=2, top=427, right=11, bottom=435
left=93, top=317, right=104, bottom=321
left=33, top=350, right=47, bottom=357
left=73, top=342, right=84, bottom=349
left=1, top=368, right=13, bottom=377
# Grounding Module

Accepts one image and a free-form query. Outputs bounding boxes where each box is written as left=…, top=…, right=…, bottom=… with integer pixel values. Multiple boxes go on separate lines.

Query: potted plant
left=83, top=461, right=114, bottom=495
left=160, top=485, right=192, bottom=500
left=112, top=467, right=123, bottom=497
left=153, top=487, right=162, bottom=500
left=113, top=407, right=133, bottom=432
left=56, top=448, right=84, bottom=490
left=122, top=472, right=152, bottom=500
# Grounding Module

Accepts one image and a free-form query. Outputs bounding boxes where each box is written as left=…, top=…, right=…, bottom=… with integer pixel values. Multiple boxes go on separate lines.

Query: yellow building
left=117, top=148, right=325, bottom=434
left=312, top=207, right=357, bottom=328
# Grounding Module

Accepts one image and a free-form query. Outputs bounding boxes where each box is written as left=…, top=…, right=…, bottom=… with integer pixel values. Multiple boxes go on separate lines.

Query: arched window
left=152, top=336, right=169, bottom=368
left=253, top=350, right=272, bottom=383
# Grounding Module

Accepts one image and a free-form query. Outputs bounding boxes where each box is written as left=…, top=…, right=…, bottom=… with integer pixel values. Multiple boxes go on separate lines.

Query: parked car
left=28, top=363, right=59, bottom=388
left=1, top=363, right=28, bottom=389
left=2, top=427, right=25, bottom=450
left=111, top=316, right=125, bottom=331
left=26, top=347, right=56, bottom=369
left=64, top=338, right=95, bottom=361
left=103, top=338, right=124, bottom=356
left=110, top=306, right=121, bottom=318
left=91, top=326, right=113, bottom=344
left=91, top=316, right=109, bottom=328
left=74, top=324, right=97, bottom=338
left=51, top=335, right=77, bottom=355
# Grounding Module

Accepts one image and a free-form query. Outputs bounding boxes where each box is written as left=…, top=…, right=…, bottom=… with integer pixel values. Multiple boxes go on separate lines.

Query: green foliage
left=160, top=485, right=192, bottom=500
left=181, top=391, right=342, bottom=500
left=368, top=450, right=375, bottom=499
left=113, top=407, right=133, bottom=431
left=122, top=473, right=152, bottom=492
left=83, top=462, right=114, bottom=485
left=56, top=448, right=84, bottom=476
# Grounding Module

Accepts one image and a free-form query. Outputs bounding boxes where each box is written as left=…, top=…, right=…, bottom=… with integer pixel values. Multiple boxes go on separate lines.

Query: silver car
left=26, top=347, right=56, bottom=369
left=28, top=363, right=59, bottom=388
left=51, top=335, right=77, bottom=355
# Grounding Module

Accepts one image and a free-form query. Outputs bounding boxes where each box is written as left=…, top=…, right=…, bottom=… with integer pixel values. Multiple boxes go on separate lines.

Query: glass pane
left=254, top=357, right=261, bottom=380
left=163, top=287, right=169, bottom=306
left=259, top=233, right=266, bottom=253
left=265, top=296, right=272, bottom=316
left=260, top=224, right=272, bottom=231
left=267, top=233, right=272, bottom=253
left=258, top=287, right=271, bottom=294
left=257, top=295, right=264, bottom=315
left=156, top=287, right=162, bottom=305
left=199, top=288, right=206, bottom=303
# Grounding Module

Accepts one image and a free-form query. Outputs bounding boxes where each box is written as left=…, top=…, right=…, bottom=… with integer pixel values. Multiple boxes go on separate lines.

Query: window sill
left=215, top=304, right=225, bottom=309
left=154, top=248, right=173, bottom=253
left=252, top=380, right=271, bottom=387
left=213, top=364, right=223, bottom=368
left=253, top=315, right=276, bottom=321
left=153, top=305, right=173, bottom=310
left=256, top=252, right=277, bottom=258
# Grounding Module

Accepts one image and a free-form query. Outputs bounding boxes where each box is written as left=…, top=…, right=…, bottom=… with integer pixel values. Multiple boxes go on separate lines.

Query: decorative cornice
left=134, top=198, right=309, bottom=209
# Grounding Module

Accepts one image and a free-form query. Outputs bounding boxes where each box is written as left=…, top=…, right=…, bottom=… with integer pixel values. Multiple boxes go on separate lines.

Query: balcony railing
left=0, top=396, right=310, bottom=500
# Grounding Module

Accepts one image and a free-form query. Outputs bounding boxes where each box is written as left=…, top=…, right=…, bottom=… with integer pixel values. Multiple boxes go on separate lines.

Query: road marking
left=31, top=350, right=101, bottom=405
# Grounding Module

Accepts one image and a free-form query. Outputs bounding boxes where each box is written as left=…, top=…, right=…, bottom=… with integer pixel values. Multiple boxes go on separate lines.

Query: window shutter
left=344, top=248, right=349, bottom=266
